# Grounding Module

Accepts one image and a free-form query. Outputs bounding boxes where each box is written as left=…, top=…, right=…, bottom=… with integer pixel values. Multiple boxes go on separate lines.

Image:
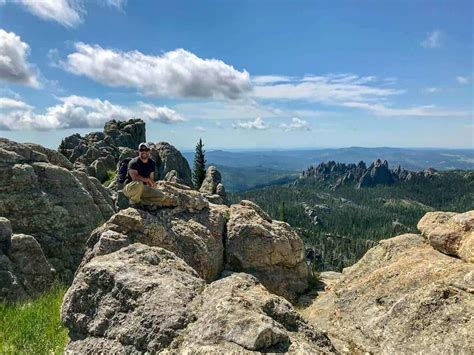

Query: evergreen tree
left=279, top=202, right=288, bottom=222
left=193, top=138, right=206, bottom=189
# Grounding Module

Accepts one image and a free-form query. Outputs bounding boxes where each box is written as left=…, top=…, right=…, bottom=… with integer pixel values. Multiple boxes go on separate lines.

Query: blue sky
left=0, top=0, right=472, bottom=149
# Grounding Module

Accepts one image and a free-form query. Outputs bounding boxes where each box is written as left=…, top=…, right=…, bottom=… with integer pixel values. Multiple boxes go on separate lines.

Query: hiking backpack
left=117, top=158, right=132, bottom=184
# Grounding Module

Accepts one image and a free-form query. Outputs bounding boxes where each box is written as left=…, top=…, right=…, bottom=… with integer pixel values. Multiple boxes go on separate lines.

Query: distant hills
left=183, top=147, right=473, bottom=191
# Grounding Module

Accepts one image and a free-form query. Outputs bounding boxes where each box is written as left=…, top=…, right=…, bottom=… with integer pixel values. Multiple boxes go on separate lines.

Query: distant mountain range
left=183, top=147, right=474, bottom=172
left=183, top=147, right=473, bottom=191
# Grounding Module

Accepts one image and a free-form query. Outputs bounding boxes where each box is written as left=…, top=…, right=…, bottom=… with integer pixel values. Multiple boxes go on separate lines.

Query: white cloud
left=423, top=87, right=442, bottom=94
left=15, top=0, right=84, bottom=28
left=279, top=117, right=311, bottom=131
left=4, top=0, right=126, bottom=28
left=252, top=74, right=401, bottom=104
left=456, top=76, right=470, bottom=84
left=342, top=102, right=469, bottom=117
left=194, top=126, right=206, bottom=132
left=101, top=0, right=127, bottom=9
left=0, top=29, right=39, bottom=87
left=0, top=97, right=33, bottom=110
left=62, top=43, right=251, bottom=99
left=252, top=75, right=295, bottom=85
left=232, top=117, right=269, bottom=130
left=0, top=95, right=184, bottom=130
left=421, top=30, right=442, bottom=49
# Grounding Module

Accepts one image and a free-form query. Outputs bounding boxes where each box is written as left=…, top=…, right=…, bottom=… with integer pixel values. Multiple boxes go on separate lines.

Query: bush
left=0, top=284, right=68, bottom=354
left=103, top=169, right=117, bottom=187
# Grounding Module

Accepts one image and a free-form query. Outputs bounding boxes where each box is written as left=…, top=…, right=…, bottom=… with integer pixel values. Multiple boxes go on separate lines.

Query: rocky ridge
left=299, top=159, right=438, bottom=189
left=0, top=138, right=115, bottom=285
left=59, top=119, right=193, bottom=187
left=302, top=210, right=474, bottom=354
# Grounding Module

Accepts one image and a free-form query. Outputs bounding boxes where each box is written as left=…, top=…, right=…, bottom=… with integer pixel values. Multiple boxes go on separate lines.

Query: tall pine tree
left=193, top=138, right=206, bottom=189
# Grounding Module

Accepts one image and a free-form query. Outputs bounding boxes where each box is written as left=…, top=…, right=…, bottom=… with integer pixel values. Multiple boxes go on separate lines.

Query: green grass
left=103, top=169, right=117, bottom=187
left=0, top=284, right=68, bottom=354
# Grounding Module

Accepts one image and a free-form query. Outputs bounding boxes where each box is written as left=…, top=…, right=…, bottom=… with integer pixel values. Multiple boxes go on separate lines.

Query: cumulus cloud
left=4, top=0, right=126, bottom=28
left=0, top=97, right=33, bottom=110
left=232, top=117, right=269, bottom=130
left=0, top=95, right=184, bottom=130
left=0, top=29, right=39, bottom=87
left=61, top=43, right=251, bottom=99
left=342, top=101, right=469, bottom=117
left=456, top=76, right=470, bottom=84
left=252, top=74, right=401, bottom=104
left=279, top=117, right=311, bottom=131
left=421, top=30, right=442, bottom=48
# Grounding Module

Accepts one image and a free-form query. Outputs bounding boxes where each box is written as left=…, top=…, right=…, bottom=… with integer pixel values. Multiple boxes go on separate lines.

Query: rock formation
left=418, top=210, right=473, bottom=263
left=0, top=138, right=115, bottom=285
left=299, top=159, right=438, bottom=189
left=0, top=219, right=55, bottom=302
left=199, top=165, right=227, bottom=204
left=302, top=210, right=474, bottom=354
left=149, top=142, right=193, bottom=186
left=61, top=181, right=327, bottom=353
left=226, top=200, right=309, bottom=301
left=58, top=119, right=145, bottom=183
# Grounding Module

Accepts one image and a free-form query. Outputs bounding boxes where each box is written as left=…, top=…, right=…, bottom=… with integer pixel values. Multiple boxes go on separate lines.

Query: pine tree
left=279, top=202, right=288, bottom=222
left=193, top=138, right=206, bottom=189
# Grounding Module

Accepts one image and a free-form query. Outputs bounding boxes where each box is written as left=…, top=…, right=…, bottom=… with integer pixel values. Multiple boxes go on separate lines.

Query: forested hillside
left=230, top=170, right=474, bottom=271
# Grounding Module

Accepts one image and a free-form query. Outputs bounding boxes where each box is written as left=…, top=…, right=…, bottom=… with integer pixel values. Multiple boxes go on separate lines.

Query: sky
left=0, top=0, right=472, bottom=150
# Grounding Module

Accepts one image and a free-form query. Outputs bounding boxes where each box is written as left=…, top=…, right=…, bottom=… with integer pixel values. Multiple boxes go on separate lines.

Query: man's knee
left=123, top=181, right=144, bottom=203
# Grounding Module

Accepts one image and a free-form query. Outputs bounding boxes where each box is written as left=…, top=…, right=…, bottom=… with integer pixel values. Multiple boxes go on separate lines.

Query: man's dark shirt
left=125, top=157, right=156, bottom=184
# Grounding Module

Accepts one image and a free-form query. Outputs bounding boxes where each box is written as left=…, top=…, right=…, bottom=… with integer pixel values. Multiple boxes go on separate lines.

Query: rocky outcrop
left=167, top=273, right=335, bottom=354
left=0, top=224, right=55, bottom=302
left=149, top=142, right=193, bottom=186
left=303, top=214, right=474, bottom=354
left=358, top=159, right=395, bottom=188
left=81, top=189, right=226, bottom=282
left=58, top=119, right=145, bottom=183
left=226, top=200, right=309, bottom=301
left=103, top=119, right=146, bottom=149
left=199, top=165, right=227, bottom=204
left=0, top=138, right=115, bottom=284
left=418, top=210, right=473, bottom=263
left=62, top=244, right=334, bottom=354
left=61, top=180, right=321, bottom=352
left=62, top=244, right=205, bottom=353
left=299, top=159, right=438, bottom=189
left=59, top=120, right=194, bottom=188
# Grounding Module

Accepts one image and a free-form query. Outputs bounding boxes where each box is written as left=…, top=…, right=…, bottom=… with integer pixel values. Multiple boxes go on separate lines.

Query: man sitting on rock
left=123, top=143, right=166, bottom=206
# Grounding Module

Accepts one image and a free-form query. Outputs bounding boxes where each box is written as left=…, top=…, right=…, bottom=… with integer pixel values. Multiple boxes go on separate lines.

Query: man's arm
left=129, top=169, right=152, bottom=185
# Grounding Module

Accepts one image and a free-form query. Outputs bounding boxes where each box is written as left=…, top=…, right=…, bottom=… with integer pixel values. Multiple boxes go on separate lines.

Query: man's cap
left=138, top=142, right=150, bottom=151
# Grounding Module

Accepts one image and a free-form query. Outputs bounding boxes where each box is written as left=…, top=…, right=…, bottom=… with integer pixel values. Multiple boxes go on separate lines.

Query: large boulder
left=149, top=142, right=193, bottom=187
left=0, top=138, right=115, bottom=282
left=0, top=229, right=55, bottom=302
left=80, top=184, right=226, bottom=282
left=418, top=210, right=473, bottom=263
left=226, top=200, right=309, bottom=301
left=166, top=273, right=336, bottom=354
left=303, top=233, right=474, bottom=354
left=61, top=244, right=205, bottom=353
